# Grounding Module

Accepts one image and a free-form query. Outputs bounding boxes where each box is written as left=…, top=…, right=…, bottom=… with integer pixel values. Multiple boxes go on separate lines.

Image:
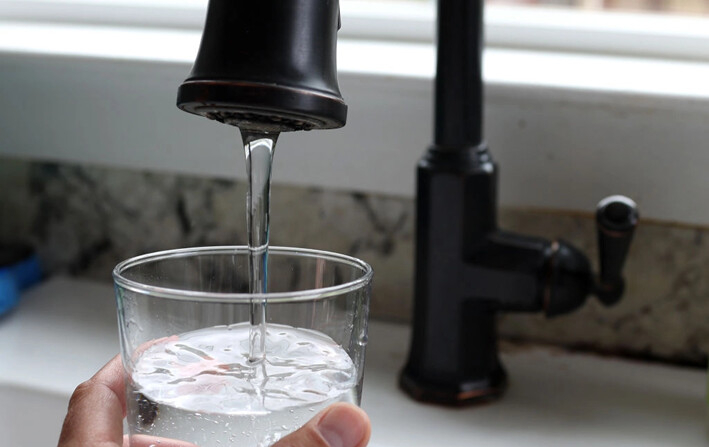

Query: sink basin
left=0, top=383, right=69, bottom=447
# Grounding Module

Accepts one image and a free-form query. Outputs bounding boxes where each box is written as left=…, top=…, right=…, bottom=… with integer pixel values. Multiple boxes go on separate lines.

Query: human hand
left=58, top=355, right=371, bottom=447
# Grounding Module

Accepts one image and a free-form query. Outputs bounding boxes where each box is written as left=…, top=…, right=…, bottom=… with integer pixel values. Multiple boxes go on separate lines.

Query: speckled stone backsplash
left=1, top=157, right=707, bottom=366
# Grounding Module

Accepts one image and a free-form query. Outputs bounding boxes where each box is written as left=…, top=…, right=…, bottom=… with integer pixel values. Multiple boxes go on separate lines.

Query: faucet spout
left=177, top=0, right=347, bottom=132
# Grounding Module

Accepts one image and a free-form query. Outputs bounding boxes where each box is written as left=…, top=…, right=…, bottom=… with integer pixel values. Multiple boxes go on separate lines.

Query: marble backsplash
left=1, top=157, right=707, bottom=366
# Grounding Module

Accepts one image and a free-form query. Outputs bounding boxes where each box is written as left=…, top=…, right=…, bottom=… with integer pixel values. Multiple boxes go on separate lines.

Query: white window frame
left=3, top=0, right=709, bottom=61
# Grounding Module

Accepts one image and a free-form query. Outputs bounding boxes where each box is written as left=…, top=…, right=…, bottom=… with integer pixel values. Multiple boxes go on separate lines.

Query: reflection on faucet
left=399, top=0, right=638, bottom=406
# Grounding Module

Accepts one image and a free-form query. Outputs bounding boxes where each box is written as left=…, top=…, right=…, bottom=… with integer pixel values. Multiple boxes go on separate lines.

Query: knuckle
left=67, top=378, right=109, bottom=410
left=68, top=380, right=95, bottom=406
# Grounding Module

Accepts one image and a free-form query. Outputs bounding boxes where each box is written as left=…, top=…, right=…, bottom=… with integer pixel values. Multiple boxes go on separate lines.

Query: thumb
left=274, top=403, right=371, bottom=447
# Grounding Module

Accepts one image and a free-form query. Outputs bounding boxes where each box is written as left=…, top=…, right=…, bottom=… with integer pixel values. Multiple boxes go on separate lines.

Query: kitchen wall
left=1, top=156, right=707, bottom=366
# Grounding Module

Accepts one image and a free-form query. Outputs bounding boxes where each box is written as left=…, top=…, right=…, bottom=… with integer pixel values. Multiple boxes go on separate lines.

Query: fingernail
left=317, top=405, right=367, bottom=447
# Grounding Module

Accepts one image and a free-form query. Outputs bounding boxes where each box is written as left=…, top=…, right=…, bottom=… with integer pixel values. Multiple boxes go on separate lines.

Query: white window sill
left=1, top=20, right=708, bottom=225
left=3, top=21, right=709, bottom=99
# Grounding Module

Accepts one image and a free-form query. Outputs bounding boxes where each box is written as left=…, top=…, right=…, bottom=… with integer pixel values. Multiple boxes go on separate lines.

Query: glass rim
left=113, top=246, right=373, bottom=303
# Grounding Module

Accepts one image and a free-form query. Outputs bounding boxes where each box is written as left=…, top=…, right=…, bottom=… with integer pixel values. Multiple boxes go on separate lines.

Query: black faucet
left=399, top=0, right=638, bottom=405
left=177, top=0, right=638, bottom=407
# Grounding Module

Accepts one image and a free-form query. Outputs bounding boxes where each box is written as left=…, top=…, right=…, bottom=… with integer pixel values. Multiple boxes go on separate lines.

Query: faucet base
left=399, top=365, right=507, bottom=406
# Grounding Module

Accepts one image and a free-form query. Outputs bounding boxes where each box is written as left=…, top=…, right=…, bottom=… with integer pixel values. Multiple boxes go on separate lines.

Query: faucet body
left=402, top=147, right=508, bottom=403
left=400, top=0, right=637, bottom=405
left=401, top=146, right=599, bottom=404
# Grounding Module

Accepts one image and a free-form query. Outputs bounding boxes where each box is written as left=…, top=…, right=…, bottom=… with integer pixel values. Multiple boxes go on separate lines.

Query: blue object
left=0, top=246, right=42, bottom=317
left=0, top=270, right=20, bottom=316
left=11, top=255, right=42, bottom=290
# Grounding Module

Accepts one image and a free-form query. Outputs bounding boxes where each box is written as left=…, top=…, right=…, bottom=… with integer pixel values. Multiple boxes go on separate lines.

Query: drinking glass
left=113, top=246, right=372, bottom=447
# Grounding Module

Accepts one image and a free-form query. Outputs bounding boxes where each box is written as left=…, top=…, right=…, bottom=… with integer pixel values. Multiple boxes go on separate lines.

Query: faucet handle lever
left=594, top=195, right=639, bottom=306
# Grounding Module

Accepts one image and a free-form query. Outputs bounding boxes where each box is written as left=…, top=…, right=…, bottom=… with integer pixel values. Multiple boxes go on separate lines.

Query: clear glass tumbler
left=113, top=246, right=372, bottom=447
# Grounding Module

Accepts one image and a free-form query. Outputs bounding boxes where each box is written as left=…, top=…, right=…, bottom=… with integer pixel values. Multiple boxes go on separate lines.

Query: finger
left=58, top=355, right=126, bottom=447
left=124, top=434, right=199, bottom=447
left=274, top=403, right=371, bottom=447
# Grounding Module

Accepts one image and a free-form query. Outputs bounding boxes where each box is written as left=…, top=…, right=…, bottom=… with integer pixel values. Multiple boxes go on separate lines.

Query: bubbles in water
left=132, top=324, right=356, bottom=415
left=127, top=324, right=358, bottom=446
left=358, top=334, right=368, bottom=347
